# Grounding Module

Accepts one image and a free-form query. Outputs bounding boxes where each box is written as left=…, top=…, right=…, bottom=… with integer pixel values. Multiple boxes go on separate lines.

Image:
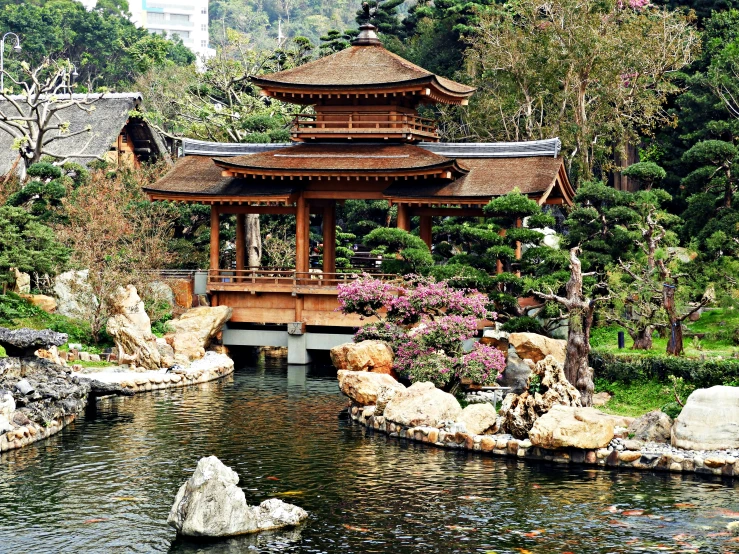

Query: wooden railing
left=207, top=269, right=399, bottom=290
left=292, top=113, right=438, bottom=137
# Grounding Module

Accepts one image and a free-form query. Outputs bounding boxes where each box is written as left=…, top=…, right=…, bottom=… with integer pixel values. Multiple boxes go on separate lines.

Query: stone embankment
left=334, top=335, right=739, bottom=479
left=349, top=403, right=739, bottom=477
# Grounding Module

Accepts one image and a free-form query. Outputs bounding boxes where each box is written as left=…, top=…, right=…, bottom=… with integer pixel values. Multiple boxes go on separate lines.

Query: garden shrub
left=590, top=349, right=739, bottom=388
left=501, top=316, right=546, bottom=335
left=458, top=343, right=506, bottom=386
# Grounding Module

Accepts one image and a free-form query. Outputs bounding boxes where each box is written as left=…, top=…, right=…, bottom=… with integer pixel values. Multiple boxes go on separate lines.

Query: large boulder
left=508, top=333, right=566, bottom=364
left=53, top=270, right=98, bottom=320
left=384, top=381, right=462, bottom=428
left=166, top=306, right=232, bottom=364
left=458, top=403, right=499, bottom=435
left=480, top=328, right=509, bottom=351
left=330, top=341, right=394, bottom=375
left=10, top=268, right=30, bottom=294
left=167, top=456, right=308, bottom=537
left=0, top=327, right=67, bottom=358
left=628, top=410, right=673, bottom=443
left=19, top=294, right=56, bottom=313
left=106, top=285, right=162, bottom=370
left=671, top=386, right=739, bottom=451
left=501, top=355, right=581, bottom=439
left=499, top=346, right=531, bottom=395
left=337, top=370, right=404, bottom=406
left=529, top=405, right=615, bottom=449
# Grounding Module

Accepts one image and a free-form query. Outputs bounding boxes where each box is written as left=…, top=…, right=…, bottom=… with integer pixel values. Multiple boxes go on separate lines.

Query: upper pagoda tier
left=250, top=25, right=475, bottom=143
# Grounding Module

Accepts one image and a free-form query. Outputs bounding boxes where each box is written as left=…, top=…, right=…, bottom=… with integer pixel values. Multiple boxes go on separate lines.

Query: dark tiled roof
left=383, top=157, right=566, bottom=198
left=0, top=93, right=165, bottom=175
left=144, top=155, right=296, bottom=197
left=251, top=45, right=474, bottom=96
left=214, top=143, right=461, bottom=173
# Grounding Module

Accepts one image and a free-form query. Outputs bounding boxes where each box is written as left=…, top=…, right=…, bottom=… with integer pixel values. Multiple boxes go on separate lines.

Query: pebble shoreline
left=0, top=354, right=235, bottom=454
left=349, top=403, right=739, bottom=478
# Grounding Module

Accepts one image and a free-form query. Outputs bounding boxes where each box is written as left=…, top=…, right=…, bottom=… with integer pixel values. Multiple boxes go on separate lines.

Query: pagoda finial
left=352, top=24, right=381, bottom=46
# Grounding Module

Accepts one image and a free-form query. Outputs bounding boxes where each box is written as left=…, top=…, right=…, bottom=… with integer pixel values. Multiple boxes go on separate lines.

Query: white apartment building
left=81, top=0, right=215, bottom=60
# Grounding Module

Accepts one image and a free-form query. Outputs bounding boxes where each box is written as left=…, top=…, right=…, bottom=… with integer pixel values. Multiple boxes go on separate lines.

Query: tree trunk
left=663, top=283, right=683, bottom=356
left=630, top=326, right=653, bottom=350
left=246, top=214, right=261, bottom=268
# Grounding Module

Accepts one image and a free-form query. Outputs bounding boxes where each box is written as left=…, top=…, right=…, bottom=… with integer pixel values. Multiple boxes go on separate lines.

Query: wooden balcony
left=208, top=269, right=397, bottom=294
left=291, top=113, right=439, bottom=142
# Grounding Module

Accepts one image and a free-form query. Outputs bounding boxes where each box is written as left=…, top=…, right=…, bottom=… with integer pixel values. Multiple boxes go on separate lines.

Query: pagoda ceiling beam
left=219, top=205, right=297, bottom=215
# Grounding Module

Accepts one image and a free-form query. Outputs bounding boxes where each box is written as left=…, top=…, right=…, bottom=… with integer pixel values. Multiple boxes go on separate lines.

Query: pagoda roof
left=214, top=143, right=466, bottom=177
left=383, top=157, right=574, bottom=205
left=144, top=156, right=296, bottom=202
left=251, top=45, right=474, bottom=105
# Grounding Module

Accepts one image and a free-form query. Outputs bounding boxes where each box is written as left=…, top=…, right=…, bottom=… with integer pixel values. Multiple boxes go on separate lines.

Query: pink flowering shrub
left=337, top=273, right=394, bottom=317
left=339, top=274, right=504, bottom=390
left=458, top=343, right=506, bottom=386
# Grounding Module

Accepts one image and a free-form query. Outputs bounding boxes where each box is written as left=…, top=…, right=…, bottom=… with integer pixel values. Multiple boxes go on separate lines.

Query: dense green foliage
left=0, top=0, right=193, bottom=90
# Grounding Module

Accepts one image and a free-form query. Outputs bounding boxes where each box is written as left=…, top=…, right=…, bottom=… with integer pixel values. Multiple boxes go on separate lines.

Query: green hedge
left=590, top=350, right=739, bottom=388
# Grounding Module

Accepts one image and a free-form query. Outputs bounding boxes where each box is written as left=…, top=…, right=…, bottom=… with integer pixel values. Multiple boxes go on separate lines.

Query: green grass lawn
left=590, top=307, right=739, bottom=359
left=594, top=379, right=682, bottom=418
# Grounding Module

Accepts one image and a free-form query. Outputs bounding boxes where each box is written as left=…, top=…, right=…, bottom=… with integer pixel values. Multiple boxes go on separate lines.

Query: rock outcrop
left=384, top=381, right=462, bottom=428
left=106, top=285, right=162, bottom=370
left=53, top=270, right=98, bottom=320
left=11, top=268, right=30, bottom=294
left=508, top=333, right=566, bottom=364
left=19, top=294, right=56, bottom=313
left=168, top=456, right=308, bottom=537
left=458, top=403, right=499, bottom=435
left=337, top=370, right=404, bottom=406
left=480, top=328, right=509, bottom=351
left=499, top=346, right=531, bottom=394
left=628, top=410, right=672, bottom=443
left=166, top=306, right=232, bottom=364
left=671, top=386, right=739, bottom=451
left=0, top=327, right=67, bottom=358
left=330, top=341, right=394, bottom=375
left=500, top=355, right=581, bottom=439
left=529, top=405, right=615, bottom=449
left=0, top=357, right=90, bottom=427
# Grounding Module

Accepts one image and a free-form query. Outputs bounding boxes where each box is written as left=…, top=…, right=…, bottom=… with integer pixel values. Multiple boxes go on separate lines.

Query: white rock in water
left=0, top=392, right=15, bottom=434
left=167, top=456, right=308, bottom=537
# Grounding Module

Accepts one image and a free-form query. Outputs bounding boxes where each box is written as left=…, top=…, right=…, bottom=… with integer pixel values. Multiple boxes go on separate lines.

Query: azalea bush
left=338, top=274, right=505, bottom=390
left=459, top=343, right=507, bottom=386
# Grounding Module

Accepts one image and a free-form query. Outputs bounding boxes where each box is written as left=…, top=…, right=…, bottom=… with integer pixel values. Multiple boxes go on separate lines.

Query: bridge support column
left=287, top=333, right=312, bottom=364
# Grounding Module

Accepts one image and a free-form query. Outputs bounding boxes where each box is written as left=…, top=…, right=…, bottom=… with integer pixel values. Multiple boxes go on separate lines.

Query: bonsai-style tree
left=682, top=140, right=739, bottom=209
left=534, top=247, right=610, bottom=406
left=0, top=206, right=69, bottom=292
left=621, top=161, right=666, bottom=191
left=364, top=227, right=434, bottom=274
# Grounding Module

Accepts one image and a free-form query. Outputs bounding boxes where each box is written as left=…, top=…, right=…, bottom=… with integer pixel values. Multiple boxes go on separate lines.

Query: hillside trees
left=461, top=0, right=699, bottom=182
left=0, top=0, right=193, bottom=89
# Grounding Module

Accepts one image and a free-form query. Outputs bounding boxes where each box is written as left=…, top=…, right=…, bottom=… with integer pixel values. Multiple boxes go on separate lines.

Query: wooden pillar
left=296, top=194, right=309, bottom=274
left=323, top=202, right=336, bottom=274
left=419, top=215, right=432, bottom=249
left=210, top=205, right=220, bottom=273
left=235, top=213, right=245, bottom=281
left=396, top=203, right=410, bottom=232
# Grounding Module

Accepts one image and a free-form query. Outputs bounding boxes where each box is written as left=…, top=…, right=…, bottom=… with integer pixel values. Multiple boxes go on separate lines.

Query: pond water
left=1, top=355, right=738, bottom=554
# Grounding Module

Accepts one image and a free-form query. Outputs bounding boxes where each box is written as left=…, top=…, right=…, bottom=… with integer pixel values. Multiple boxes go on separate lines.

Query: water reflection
left=0, top=357, right=737, bottom=554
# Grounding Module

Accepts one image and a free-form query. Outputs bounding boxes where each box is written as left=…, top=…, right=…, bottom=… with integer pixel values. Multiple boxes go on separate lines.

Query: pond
left=1, top=355, right=738, bottom=554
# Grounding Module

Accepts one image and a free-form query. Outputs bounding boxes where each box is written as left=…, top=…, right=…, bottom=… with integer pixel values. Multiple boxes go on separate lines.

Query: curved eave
left=537, top=163, right=575, bottom=207
left=144, top=190, right=297, bottom=205
left=250, top=75, right=475, bottom=106
left=213, top=158, right=468, bottom=179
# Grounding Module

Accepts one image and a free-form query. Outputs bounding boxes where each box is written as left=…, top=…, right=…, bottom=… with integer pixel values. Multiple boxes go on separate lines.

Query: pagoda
left=145, top=25, right=574, bottom=362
